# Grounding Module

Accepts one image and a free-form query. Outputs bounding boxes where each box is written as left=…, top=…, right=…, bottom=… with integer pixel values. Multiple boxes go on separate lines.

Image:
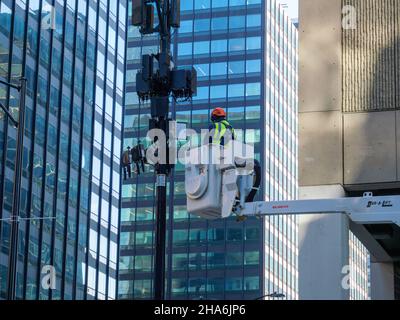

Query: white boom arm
left=185, top=146, right=400, bottom=227
left=238, top=193, right=400, bottom=227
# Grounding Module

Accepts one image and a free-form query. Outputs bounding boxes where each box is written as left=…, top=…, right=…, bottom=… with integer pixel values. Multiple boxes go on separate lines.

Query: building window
left=225, top=278, right=243, bottom=291
left=244, top=251, right=260, bottom=265
left=227, top=228, right=243, bottom=241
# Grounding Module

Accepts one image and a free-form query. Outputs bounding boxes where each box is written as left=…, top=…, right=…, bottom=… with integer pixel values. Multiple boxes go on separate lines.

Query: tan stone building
left=299, top=0, right=400, bottom=300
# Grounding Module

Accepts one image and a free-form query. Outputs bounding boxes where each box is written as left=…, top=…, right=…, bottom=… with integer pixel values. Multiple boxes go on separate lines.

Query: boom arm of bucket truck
left=184, top=145, right=400, bottom=227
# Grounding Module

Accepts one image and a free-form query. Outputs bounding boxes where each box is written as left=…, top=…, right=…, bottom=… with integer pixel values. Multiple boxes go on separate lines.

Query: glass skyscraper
left=0, top=0, right=126, bottom=300
left=349, top=232, right=370, bottom=300
left=120, top=0, right=298, bottom=300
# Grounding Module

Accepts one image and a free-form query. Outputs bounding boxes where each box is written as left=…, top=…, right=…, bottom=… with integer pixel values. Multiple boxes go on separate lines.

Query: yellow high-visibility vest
left=212, top=120, right=236, bottom=145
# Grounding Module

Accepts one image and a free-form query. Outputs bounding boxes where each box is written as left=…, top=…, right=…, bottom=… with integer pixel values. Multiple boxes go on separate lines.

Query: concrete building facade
left=299, top=0, right=400, bottom=300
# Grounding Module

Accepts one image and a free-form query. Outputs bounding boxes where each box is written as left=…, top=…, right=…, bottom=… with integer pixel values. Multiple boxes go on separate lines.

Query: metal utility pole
left=124, top=0, right=196, bottom=300
left=0, top=77, right=27, bottom=300
left=152, top=0, right=170, bottom=301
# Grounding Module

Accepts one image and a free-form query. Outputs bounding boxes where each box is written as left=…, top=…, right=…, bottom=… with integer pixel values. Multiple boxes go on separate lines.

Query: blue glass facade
left=120, top=0, right=298, bottom=300
left=0, top=0, right=126, bottom=300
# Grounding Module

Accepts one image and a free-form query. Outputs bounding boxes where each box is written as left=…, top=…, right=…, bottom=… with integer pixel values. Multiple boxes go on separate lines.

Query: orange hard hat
left=211, top=107, right=226, bottom=118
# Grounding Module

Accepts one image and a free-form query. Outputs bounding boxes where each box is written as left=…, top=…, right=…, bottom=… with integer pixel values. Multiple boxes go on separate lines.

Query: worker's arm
left=208, top=123, right=214, bottom=144
left=231, top=127, right=237, bottom=141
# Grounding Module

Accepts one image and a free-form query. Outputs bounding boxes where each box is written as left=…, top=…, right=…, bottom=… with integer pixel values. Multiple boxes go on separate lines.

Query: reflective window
left=247, top=14, right=261, bottom=28
left=193, top=86, right=209, bottom=101
left=194, top=64, right=210, bottom=78
left=228, top=60, right=245, bottom=75
left=195, top=0, right=210, bottom=10
left=89, top=229, right=98, bottom=253
left=207, top=278, right=224, bottom=293
left=212, top=0, right=228, bottom=8
left=228, top=107, right=245, bottom=122
left=194, top=41, right=209, bottom=55
left=229, top=38, right=245, bottom=52
left=181, top=0, right=194, bottom=11
left=246, top=82, right=261, bottom=96
left=244, top=277, right=259, bottom=291
left=210, top=85, right=227, bottom=99
left=244, top=251, right=259, bottom=265
left=229, top=15, right=245, bottom=30
left=172, top=254, right=187, bottom=271
left=192, top=109, right=209, bottom=124
left=227, top=228, right=243, bottom=241
left=247, top=0, right=262, bottom=5
left=119, top=256, right=134, bottom=271
left=120, top=232, right=134, bottom=248
left=172, top=279, right=187, bottom=294
left=173, top=230, right=188, bottom=245
left=134, top=255, right=152, bottom=272
left=134, top=280, right=152, bottom=298
left=178, top=42, right=193, bottom=56
left=173, top=206, right=188, bottom=221
left=225, top=278, right=242, bottom=291
left=127, top=47, right=141, bottom=61
left=211, top=62, right=227, bottom=76
left=228, top=84, right=245, bottom=98
left=136, top=231, right=153, bottom=247
left=246, top=59, right=261, bottom=73
left=189, top=229, right=207, bottom=243
left=226, top=252, right=242, bottom=266
left=194, top=19, right=210, bottom=32
left=246, top=37, right=261, bottom=50
left=188, top=253, right=206, bottom=270
left=230, top=0, right=246, bottom=7
left=211, top=17, right=227, bottom=31
left=207, top=252, right=225, bottom=269
left=245, top=227, right=260, bottom=240
left=208, top=228, right=225, bottom=242
left=179, top=20, right=193, bottom=34
left=211, top=39, right=227, bottom=54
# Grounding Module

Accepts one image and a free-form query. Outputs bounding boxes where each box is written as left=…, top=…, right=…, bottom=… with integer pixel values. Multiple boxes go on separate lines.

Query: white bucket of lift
left=185, top=143, right=256, bottom=219
left=185, top=145, right=226, bottom=219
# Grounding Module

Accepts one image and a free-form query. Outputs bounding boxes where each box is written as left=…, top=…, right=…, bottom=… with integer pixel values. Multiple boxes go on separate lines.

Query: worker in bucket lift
left=208, top=107, right=236, bottom=146
left=208, top=107, right=249, bottom=222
